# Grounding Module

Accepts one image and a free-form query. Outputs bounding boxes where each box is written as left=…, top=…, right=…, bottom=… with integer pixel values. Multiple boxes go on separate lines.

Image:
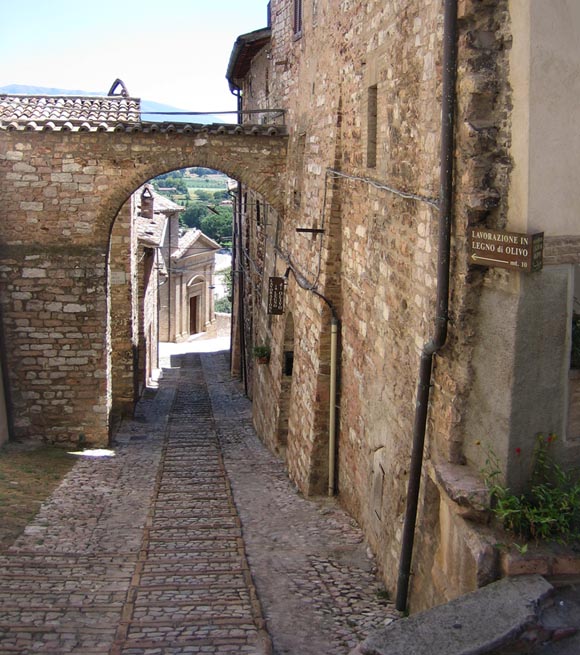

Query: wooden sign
left=468, top=228, right=544, bottom=273
left=267, top=277, right=285, bottom=315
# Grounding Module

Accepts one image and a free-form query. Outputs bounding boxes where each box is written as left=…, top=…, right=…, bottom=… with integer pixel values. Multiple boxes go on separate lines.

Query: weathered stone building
left=158, top=220, right=221, bottom=344
left=227, top=0, right=580, bottom=610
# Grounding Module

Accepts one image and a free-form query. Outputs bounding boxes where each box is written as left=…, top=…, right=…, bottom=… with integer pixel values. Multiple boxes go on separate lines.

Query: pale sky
left=0, top=0, right=269, bottom=111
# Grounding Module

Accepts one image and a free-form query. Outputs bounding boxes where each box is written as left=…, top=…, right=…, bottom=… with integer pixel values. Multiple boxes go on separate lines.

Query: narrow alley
left=0, top=339, right=397, bottom=655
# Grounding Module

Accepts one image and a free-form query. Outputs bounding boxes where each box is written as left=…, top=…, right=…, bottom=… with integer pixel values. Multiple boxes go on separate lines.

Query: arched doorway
left=275, top=312, right=295, bottom=458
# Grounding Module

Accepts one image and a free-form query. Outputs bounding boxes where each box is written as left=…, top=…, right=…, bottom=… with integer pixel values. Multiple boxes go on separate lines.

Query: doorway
left=189, top=295, right=199, bottom=335
left=275, top=312, right=295, bottom=458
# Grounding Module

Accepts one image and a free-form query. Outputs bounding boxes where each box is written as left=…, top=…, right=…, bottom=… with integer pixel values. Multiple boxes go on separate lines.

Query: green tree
left=180, top=204, right=210, bottom=229
left=200, top=207, right=233, bottom=246
left=195, top=190, right=213, bottom=202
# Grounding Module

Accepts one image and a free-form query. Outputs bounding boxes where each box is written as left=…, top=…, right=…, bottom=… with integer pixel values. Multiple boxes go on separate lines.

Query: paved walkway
left=0, top=340, right=397, bottom=654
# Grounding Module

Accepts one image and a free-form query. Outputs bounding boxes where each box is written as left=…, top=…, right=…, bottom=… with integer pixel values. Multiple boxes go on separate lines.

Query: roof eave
left=226, top=27, right=272, bottom=91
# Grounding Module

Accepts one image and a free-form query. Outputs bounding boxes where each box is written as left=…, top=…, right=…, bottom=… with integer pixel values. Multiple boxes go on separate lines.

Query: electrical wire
left=326, top=168, right=440, bottom=208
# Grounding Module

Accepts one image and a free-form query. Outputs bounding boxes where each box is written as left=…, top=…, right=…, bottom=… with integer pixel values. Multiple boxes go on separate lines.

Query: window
left=293, top=133, right=306, bottom=209
left=283, top=350, right=294, bottom=376
left=367, top=85, right=378, bottom=168
left=294, top=0, right=303, bottom=37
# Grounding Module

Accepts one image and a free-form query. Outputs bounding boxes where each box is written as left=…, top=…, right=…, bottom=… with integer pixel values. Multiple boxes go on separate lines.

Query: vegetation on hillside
left=152, top=168, right=234, bottom=247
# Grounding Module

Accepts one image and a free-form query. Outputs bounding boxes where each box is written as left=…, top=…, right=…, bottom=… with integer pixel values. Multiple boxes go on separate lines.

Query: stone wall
left=233, top=0, right=580, bottom=611
left=0, top=244, right=108, bottom=445
left=0, top=357, right=9, bottom=447
left=0, top=129, right=287, bottom=445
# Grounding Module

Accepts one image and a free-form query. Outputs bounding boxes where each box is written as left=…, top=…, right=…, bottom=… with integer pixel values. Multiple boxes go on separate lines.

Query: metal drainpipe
left=328, top=316, right=339, bottom=496
left=167, top=214, right=172, bottom=342
left=230, top=86, right=248, bottom=393
left=395, top=0, right=458, bottom=613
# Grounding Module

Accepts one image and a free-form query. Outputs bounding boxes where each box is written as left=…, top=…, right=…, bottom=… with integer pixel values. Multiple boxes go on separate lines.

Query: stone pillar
left=108, top=198, right=136, bottom=424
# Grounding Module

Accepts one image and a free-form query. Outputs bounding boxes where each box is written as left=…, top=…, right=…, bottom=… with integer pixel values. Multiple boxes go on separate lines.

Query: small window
left=294, top=0, right=303, bottom=37
left=256, top=200, right=261, bottom=227
left=367, top=85, right=378, bottom=168
left=283, top=351, right=294, bottom=376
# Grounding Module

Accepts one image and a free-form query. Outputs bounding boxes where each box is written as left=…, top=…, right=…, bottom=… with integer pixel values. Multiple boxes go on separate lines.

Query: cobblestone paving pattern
left=0, top=379, right=176, bottom=654
left=202, top=350, right=399, bottom=655
left=0, top=341, right=398, bottom=654
left=112, top=352, right=270, bottom=655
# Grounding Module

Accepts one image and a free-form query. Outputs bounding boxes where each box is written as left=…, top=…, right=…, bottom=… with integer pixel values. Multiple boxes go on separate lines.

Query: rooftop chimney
left=141, top=187, right=154, bottom=219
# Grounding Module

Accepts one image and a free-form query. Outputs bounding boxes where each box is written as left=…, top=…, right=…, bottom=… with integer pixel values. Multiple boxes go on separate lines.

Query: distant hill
left=0, top=84, right=227, bottom=124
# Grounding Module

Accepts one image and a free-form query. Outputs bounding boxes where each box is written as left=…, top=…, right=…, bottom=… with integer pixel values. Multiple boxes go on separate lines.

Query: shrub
left=483, top=435, right=580, bottom=544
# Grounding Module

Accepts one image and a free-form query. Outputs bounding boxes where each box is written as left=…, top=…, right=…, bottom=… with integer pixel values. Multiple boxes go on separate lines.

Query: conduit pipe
left=282, top=260, right=340, bottom=496
left=328, top=316, right=339, bottom=496
left=229, top=85, right=249, bottom=393
left=395, top=0, right=459, bottom=613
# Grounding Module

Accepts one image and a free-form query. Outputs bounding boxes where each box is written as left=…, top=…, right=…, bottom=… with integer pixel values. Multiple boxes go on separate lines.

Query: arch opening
left=107, top=166, right=237, bottom=427
left=0, top=125, right=286, bottom=448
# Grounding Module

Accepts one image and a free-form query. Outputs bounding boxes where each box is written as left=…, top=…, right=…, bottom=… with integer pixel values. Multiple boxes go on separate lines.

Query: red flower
left=515, top=447, right=522, bottom=455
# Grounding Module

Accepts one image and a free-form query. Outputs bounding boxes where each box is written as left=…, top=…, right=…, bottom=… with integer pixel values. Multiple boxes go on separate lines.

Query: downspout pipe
left=328, top=315, right=339, bottom=496
left=395, top=0, right=458, bottom=613
left=284, top=266, right=340, bottom=496
left=230, top=85, right=248, bottom=393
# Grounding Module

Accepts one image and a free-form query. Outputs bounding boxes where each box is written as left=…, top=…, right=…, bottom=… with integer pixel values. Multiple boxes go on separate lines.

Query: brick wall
left=0, top=129, right=287, bottom=445
left=0, top=245, right=108, bottom=444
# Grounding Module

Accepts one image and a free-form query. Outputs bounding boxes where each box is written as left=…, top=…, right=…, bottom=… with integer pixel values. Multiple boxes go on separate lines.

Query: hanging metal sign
left=267, top=277, right=285, bottom=315
left=468, top=228, right=544, bottom=273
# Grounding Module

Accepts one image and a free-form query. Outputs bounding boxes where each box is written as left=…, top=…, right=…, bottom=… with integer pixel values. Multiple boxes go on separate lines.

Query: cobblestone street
left=0, top=340, right=397, bottom=654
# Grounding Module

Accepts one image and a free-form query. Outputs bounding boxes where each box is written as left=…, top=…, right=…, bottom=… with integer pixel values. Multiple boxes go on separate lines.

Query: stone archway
left=0, top=128, right=287, bottom=446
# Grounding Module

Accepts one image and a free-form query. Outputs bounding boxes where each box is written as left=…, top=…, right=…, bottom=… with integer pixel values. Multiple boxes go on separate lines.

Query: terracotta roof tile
left=173, top=229, right=221, bottom=260
left=0, top=91, right=287, bottom=135
left=135, top=208, right=166, bottom=247
left=0, top=94, right=141, bottom=130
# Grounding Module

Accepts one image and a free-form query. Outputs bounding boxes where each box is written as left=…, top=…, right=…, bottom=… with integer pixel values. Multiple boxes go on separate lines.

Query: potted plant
left=253, top=344, right=271, bottom=364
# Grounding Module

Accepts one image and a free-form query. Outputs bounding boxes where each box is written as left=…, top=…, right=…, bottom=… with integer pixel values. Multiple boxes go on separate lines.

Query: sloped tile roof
left=135, top=186, right=182, bottom=247
left=0, top=86, right=287, bottom=135
left=172, top=229, right=202, bottom=259
left=147, top=191, right=183, bottom=214
left=0, top=94, right=141, bottom=131
left=226, top=28, right=271, bottom=91
left=136, top=211, right=166, bottom=248
left=172, top=229, right=221, bottom=260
